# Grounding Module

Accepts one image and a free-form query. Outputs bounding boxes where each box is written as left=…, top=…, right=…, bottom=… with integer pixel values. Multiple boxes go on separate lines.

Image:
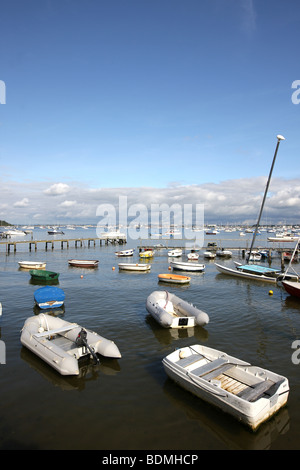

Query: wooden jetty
left=0, top=234, right=126, bottom=253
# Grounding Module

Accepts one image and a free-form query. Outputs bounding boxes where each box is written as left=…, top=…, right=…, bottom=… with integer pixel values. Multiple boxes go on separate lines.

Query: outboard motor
left=76, top=328, right=99, bottom=364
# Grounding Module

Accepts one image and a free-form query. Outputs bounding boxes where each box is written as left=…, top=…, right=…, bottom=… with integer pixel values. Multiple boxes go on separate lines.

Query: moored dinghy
left=34, top=286, right=65, bottom=309
left=146, top=291, right=209, bottom=328
left=68, top=259, right=99, bottom=268
left=18, top=261, right=46, bottom=270
left=162, top=344, right=289, bottom=431
left=20, top=314, right=121, bottom=376
left=158, top=273, right=191, bottom=284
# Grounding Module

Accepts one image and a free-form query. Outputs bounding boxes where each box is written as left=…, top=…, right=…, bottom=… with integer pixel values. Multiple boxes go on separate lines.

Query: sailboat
left=215, top=135, right=297, bottom=283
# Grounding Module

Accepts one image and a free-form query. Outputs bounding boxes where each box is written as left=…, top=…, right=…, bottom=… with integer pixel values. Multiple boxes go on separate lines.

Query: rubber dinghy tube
left=75, top=328, right=100, bottom=364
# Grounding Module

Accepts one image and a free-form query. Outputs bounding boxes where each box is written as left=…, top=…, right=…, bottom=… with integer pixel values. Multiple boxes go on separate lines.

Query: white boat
left=68, top=259, right=99, bottom=268
left=187, top=252, right=199, bottom=260
left=215, top=262, right=280, bottom=283
left=146, top=291, right=209, bottom=328
left=20, top=314, right=121, bottom=376
left=18, top=261, right=46, bottom=269
left=162, top=344, right=289, bottom=431
left=115, top=249, right=134, bottom=257
left=4, top=229, right=26, bottom=237
left=170, top=261, right=205, bottom=272
left=246, top=250, right=262, bottom=261
left=216, top=249, right=232, bottom=258
left=118, top=263, right=151, bottom=271
left=204, top=251, right=216, bottom=259
left=268, top=234, right=299, bottom=242
left=168, top=249, right=182, bottom=257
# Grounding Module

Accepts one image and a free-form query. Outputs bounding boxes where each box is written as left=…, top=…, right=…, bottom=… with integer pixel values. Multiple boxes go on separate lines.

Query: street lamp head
left=277, top=134, right=285, bottom=141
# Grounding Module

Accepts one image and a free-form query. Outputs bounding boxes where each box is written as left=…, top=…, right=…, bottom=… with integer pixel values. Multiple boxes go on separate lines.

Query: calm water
left=0, top=227, right=300, bottom=450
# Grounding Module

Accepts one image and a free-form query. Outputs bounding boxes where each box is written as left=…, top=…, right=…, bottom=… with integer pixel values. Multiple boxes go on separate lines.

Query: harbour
left=0, top=226, right=300, bottom=449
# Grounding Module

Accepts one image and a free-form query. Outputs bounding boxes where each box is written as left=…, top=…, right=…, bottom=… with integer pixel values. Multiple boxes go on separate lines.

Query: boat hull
left=18, top=261, right=46, bottom=269
left=282, top=280, right=300, bottom=298
left=146, top=291, right=209, bottom=328
left=30, top=269, right=60, bottom=282
left=20, top=314, right=121, bottom=375
left=158, top=273, right=191, bottom=284
left=215, top=263, right=278, bottom=283
left=34, top=286, right=65, bottom=309
left=118, top=263, right=151, bottom=271
left=163, top=344, right=289, bottom=431
left=170, top=261, right=205, bottom=272
left=68, top=259, right=99, bottom=268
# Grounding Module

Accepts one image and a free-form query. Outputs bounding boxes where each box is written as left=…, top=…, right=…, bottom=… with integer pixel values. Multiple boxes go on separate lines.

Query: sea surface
left=0, top=227, right=300, bottom=450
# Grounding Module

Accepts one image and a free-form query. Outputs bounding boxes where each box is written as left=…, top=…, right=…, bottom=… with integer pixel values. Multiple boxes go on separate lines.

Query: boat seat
left=237, top=379, right=275, bottom=402
left=191, top=358, right=228, bottom=377
left=176, top=353, right=204, bottom=368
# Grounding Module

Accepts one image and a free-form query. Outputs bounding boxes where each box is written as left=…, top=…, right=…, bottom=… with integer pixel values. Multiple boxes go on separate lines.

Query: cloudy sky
left=0, top=0, right=299, bottom=225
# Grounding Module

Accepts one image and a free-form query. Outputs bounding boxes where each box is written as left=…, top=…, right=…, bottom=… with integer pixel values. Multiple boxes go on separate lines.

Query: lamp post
left=247, top=135, right=285, bottom=262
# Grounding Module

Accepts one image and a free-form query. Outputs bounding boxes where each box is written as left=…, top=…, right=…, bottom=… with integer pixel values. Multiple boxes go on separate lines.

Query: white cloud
left=59, top=200, right=77, bottom=207
left=44, top=183, right=71, bottom=196
left=13, top=198, right=29, bottom=207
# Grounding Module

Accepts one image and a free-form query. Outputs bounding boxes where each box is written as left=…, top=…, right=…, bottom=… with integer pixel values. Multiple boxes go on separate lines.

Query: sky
left=0, top=0, right=300, bottom=225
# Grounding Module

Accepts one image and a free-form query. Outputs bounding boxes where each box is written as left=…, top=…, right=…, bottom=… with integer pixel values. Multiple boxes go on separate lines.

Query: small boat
left=158, top=273, right=191, bottom=284
left=283, top=251, right=299, bottom=262
left=246, top=250, right=262, bottom=261
left=34, top=286, right=65, bottom=309
left=170, top=261, right=205, bottom=272
left=204, top=251, right=216, bottom=259
left=18, top=261, right=46, bottom=270
left=68, top=259, right=99, bottom=268
left=268, top=234, right=299, bottom=242
left=30, top=269, right=60, bottom=282
left=20, top=314, right=121, bottom=376
left=4, top=229, right=26, bottom=237
left=118, top=263, right=151, bottom=271
left=162, top=344, right=289, bottom=431
left=216, top=249, right=232, bottom=258
left=281, top=280, right=300, bottom=298
left=215, top=263, right=280, bottom=283
left=146, top=291, right=209, bottom=328
left=168, top=249, right=182, bottom=257
left=139, top=249, right=154, bottom=258
left=115, top=249, right=134, bottom=257
left=187, top=252, right=199, bottom=260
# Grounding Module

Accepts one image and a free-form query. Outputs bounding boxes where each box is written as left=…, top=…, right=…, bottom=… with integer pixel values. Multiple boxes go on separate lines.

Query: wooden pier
left=0, top=234, right=127, bottom=253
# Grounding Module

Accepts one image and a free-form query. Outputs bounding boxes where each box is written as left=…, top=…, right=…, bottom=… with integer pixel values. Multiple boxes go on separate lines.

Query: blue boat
left=34, top=286, right=65, bottom=309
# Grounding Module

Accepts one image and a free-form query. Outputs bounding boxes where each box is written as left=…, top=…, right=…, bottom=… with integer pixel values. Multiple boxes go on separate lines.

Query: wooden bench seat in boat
left=176, top=353, right=204, bottom=368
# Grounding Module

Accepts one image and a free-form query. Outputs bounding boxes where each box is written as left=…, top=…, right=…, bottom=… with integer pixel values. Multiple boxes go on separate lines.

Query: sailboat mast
left=247, top=135, right=285, bottom=262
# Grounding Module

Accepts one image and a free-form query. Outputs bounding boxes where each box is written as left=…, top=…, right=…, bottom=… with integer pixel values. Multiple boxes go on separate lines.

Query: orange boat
left=158, top=273, right=191, bottom=284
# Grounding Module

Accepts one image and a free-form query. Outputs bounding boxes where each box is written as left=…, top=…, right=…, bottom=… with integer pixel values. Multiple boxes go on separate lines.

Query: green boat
left=30, top=269, right=60, bottom=283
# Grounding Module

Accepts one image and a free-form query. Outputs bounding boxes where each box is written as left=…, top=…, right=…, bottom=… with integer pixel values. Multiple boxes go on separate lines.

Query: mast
left=247, top=134, right=285, bottom=263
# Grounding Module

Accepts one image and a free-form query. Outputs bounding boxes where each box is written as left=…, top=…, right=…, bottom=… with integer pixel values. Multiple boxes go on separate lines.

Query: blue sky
left=0, top=0, right=300, bottom=224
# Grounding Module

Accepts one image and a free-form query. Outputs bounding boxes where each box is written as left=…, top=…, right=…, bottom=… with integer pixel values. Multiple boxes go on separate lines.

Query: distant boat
left=168, top=249, right=182, bottom=257
left=216, top=249, right=232, bottom=258
left=187, top=252, right=199, bottom=260
left=48, top=228, right=64, bottom=235
left=146, top=290, right=209, bottom=328
left=18, top=261, right=46, bottom=270
left=30, top=269, right=59, bottom=283
left=4, top=229, right=26, bottom=237
left=170, top=261, right=205, bottom=272
left=158, top=273, right=191, bottom=284
left=68, top=259, right=99, bottom=268
left=204, top=251, right=216, bottom=259
left=118, top=263, right=151, bottom=272
left=115, top=249, right=134, bottom=257
left=34, top=286, right=65, bottom=309
left=139, top=249, right=154, bottom=258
